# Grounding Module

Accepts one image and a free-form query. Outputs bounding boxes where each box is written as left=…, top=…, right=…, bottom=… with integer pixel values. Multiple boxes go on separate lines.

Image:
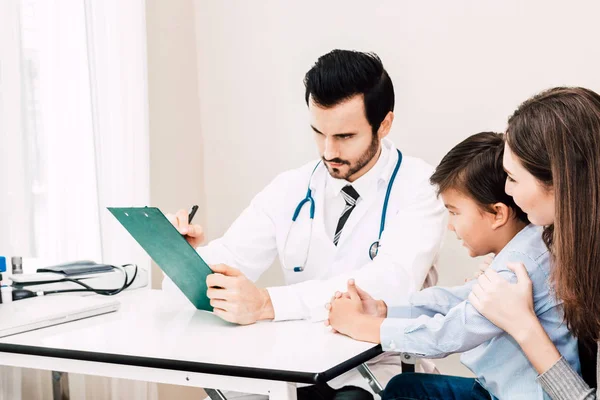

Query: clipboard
left=108, top=207, right=213, bottom=311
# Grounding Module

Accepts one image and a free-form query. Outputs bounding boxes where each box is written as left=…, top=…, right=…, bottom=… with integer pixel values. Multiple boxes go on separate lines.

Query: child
left=326, top=132, right=580, bottom=400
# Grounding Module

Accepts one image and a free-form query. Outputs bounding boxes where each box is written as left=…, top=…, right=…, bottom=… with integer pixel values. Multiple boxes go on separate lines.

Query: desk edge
left=0, top=342, right=382, bottom=384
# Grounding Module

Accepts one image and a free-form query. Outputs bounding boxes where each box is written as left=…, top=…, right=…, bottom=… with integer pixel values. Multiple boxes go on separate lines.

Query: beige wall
left=146, top=0, right=206, bottom=290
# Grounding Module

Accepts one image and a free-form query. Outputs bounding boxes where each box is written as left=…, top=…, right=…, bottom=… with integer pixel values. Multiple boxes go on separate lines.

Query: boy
left=326, top=132, right=580, bottom=399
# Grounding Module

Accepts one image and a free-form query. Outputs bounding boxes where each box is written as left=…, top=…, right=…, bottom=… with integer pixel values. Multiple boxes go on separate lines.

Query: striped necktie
left=333, top=185, right=360, bottom=246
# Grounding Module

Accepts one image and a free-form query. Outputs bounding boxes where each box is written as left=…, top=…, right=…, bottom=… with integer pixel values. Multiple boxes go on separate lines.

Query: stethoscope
left=283, top=149, right=402, bottom=272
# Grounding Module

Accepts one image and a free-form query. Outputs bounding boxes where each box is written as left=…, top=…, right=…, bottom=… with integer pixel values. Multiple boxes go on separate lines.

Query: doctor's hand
left=166, top=209, right=205, bottom=248
left=325, top=280, right=384, bottom=344
left=206, top=264, right=274, bottom=325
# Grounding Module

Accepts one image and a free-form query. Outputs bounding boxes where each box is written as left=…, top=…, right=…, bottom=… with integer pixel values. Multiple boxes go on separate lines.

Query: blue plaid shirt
left=380, top=224, right=580, bottom=399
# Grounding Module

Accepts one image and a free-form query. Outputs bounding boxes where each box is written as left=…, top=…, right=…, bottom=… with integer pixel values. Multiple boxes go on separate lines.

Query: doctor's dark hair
left=304, top=49, right=394, bottom=135
left=430, top=132, right=528, bottom=224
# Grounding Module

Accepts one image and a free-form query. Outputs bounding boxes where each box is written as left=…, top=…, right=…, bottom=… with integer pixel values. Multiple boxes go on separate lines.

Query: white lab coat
left=165, top=138, right=446, bottom=395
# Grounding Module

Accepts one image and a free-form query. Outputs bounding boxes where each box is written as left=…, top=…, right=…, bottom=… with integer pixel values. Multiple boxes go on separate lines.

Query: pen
left=188, top=205, right=199, bottom=224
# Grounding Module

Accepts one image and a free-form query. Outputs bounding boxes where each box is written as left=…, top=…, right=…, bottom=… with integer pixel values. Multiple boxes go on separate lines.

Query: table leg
left=357, top=363, right=383, bottom=395
left=268, top=382, right=297, bottom=400
left=51, top=371, right=70, bottom=400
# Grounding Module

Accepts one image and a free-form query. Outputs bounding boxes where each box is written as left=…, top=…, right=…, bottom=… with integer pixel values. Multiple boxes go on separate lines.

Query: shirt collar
left=325, top=138, right=396, bottom=202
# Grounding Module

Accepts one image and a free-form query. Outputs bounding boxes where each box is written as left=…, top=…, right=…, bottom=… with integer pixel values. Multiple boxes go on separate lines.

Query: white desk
left=0, top=290, right=382, bottom=399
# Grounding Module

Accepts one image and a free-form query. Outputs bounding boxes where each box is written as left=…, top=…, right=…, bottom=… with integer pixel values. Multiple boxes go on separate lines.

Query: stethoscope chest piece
left=369, top=241, right=380, bottom=260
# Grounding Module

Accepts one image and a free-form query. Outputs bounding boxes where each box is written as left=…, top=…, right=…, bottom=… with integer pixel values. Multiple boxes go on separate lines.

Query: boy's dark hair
left=304, top=49, right=394, bottom=135
left=430, top=132, right=528, bottom=223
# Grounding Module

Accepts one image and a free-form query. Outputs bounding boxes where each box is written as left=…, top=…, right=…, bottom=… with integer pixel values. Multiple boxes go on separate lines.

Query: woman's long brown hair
left=507, top=87, right=600, bottom=341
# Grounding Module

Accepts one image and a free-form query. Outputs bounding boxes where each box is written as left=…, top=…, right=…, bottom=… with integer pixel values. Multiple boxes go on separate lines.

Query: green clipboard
left=108, top=207, right=213, bottom=311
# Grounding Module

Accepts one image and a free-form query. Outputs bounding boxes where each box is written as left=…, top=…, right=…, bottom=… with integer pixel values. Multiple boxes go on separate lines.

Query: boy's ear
left=490, top=202, right=510, bottom=230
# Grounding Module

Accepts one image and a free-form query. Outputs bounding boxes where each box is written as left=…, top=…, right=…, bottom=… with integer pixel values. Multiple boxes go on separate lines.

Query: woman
left=469, top=86, right=600, bottom=399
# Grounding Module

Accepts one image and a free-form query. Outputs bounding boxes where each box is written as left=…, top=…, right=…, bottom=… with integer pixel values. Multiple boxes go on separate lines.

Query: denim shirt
left=380, top=224, right=580, bottom=399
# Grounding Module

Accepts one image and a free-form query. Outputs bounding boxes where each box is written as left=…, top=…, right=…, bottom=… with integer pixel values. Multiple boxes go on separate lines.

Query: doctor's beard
left=323, top=134, right=381, bottom=180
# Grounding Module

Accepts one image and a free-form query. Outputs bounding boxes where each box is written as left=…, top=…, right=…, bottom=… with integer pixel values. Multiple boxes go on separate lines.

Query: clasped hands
left=324, top=279, right=387, bottom=344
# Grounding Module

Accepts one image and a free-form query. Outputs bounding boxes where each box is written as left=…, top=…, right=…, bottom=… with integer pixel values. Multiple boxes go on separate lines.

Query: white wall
left=190, top=0, right=600, bottom=375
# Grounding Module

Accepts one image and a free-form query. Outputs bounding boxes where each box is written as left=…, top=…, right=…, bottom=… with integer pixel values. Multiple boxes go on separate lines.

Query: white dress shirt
left=323, top=142, right=389, bottom=241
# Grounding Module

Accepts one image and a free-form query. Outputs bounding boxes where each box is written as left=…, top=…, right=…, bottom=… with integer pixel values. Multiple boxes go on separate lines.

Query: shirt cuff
left=195, top=245, right=222, bottom=267
left=266, top=286, right=306, bottom=322
left=380, top=317, right=412, bottom=352
left=537, top=357, right=593, bottom=399
left=386, top=305, right=414, bottom=319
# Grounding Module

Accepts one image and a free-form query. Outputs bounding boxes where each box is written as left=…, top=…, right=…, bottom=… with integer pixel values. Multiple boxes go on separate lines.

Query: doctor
left=166, top=49, right=446, bottom=398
